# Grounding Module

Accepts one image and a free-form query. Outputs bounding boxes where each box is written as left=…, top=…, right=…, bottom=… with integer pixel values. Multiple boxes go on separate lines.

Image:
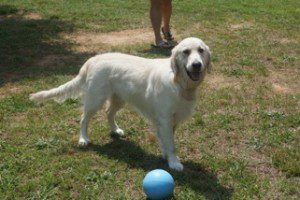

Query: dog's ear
left=171, top=46, right=180, bottom=82
left=206, top=48, right=212, bottom=73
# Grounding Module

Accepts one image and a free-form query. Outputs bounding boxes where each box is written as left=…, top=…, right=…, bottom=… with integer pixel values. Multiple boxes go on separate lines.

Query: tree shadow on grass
left=83, top=137, right=233, bottom=200
left=0, top=5, right=94, bottom=86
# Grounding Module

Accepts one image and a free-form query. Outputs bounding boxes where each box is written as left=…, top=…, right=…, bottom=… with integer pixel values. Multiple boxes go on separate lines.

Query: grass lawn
left=0, top=0, right=299, bottom=199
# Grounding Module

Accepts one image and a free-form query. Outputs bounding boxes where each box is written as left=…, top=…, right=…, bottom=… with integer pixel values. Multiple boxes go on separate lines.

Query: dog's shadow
left=80, top=137, right=233, bottom=199
left=140, top=46, right=172, bottom=57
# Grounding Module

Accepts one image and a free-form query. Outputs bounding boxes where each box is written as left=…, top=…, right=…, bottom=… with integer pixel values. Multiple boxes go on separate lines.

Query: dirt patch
left=63, top=28, right=155, bottom=51
left=272, top=83, right=291, bottom=94
left=230, top=22, right=253, bottom=30
left=24, top=12, right=42, bottom=20
left=276, top=38, right=297, bottom=44
left=210, top=131, right=280, bottom=184
left=206, top=74, right=240, bottom=90
left=0, top=83, right=31, bottom=99
left=0, top=10, right=42, bottom=21
left=35, top=54, right=65, bottom=68
left=267, top=32, right=298, bottom=45
left=269, top=70, right=300, bottom=94
left=245, top=149, right=279, bottom=180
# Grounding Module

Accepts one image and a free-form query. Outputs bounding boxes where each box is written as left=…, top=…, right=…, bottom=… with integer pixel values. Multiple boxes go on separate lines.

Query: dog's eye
left=183, top=49, right=191, bottom=55
left=198, top=48, right=204, bottom=53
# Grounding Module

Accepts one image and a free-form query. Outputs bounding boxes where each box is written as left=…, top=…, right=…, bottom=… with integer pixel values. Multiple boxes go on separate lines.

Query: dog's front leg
left=156, top=120, right=184, bottom=171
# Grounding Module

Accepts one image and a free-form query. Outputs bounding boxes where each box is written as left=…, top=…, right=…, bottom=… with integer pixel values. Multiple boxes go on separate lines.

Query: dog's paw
left=111, top=128, right=125, bottom=138
left=168, top=157, right=184, bottom=171
left=169, top=161, right=184, bottom=171
left=78, top=138, right=90, bottom=146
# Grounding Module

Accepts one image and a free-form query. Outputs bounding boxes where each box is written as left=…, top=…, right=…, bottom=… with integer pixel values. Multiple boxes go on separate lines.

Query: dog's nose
left=192, top=62, right=202, bottom=71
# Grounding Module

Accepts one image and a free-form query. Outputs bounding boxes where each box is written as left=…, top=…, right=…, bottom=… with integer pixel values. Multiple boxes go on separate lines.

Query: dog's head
left=171, top=37, right=211, bottom=88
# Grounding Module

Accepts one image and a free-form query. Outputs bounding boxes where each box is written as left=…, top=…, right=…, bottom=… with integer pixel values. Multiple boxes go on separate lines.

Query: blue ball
left=143, top=169, right=174, bottom=200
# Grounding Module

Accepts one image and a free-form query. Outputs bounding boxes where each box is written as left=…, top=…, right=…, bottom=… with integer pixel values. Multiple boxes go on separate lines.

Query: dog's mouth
left=186, top=70, right=201, bottom=81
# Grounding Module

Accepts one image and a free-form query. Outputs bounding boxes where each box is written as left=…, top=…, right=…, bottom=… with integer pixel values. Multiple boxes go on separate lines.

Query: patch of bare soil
left=0, top=83, right=31, bottom=100
left=0, top=11, right=42, bottom=21
left=269, top=69, right=300, bottom=94
left=35, top=54, right=67, bottom=68
left=63, top=28, right=156, bottom=52
left=211, top=131, right=281, bottom=188
left=205, top=74, right=240, bottom=90
left=276, top=38, right=297, bottom=44
left=24, top=12, right=42, bottom=20
left=267, top=32, right=298, bottom=45
left=272, top=83, right=291, bottom=94
left=230, top=22, right=254, bottom=30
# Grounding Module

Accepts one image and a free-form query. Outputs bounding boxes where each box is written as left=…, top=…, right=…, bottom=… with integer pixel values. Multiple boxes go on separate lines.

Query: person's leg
left=161, top=0, right=172, bottom=34
left=150, top=0, right=163, bottom=45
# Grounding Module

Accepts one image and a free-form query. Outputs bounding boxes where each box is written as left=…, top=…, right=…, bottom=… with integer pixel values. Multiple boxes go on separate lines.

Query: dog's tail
left=29, top=61, right=90, bottom=103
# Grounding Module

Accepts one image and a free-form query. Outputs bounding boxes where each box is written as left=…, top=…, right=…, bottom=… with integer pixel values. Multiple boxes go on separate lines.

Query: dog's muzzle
left=186, top=62, right=202, bottom=81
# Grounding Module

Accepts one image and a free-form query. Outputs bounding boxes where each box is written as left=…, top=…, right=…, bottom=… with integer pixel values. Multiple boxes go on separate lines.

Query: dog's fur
left=30, top=37, right=211, bottom=171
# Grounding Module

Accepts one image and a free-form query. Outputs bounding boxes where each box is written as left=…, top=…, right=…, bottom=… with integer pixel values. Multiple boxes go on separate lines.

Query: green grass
left=0, top=0, right=299, bottom=199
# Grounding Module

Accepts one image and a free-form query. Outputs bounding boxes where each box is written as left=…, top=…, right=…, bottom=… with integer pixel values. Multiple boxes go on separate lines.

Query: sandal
left=151, top=40, right=174, bottom=49
left=161, top=27, right=174, bottom=41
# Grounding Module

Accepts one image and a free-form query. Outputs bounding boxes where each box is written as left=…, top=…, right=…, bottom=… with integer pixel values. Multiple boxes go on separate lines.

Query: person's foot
left=162, top=28, right=177, bottom=46
left=151, top=40, right=174, bottom=49
left=162, top=27, right=174, bottom=41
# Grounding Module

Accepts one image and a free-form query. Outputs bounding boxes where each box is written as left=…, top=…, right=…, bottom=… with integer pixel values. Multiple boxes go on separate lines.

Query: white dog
left=30, top=37, right=211, bottom=171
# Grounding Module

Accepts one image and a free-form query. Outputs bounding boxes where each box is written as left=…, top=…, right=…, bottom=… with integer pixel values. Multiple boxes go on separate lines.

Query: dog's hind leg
left=79, top=94, right=107, bottom=146
left=106, top=95, right=125, bottom=136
